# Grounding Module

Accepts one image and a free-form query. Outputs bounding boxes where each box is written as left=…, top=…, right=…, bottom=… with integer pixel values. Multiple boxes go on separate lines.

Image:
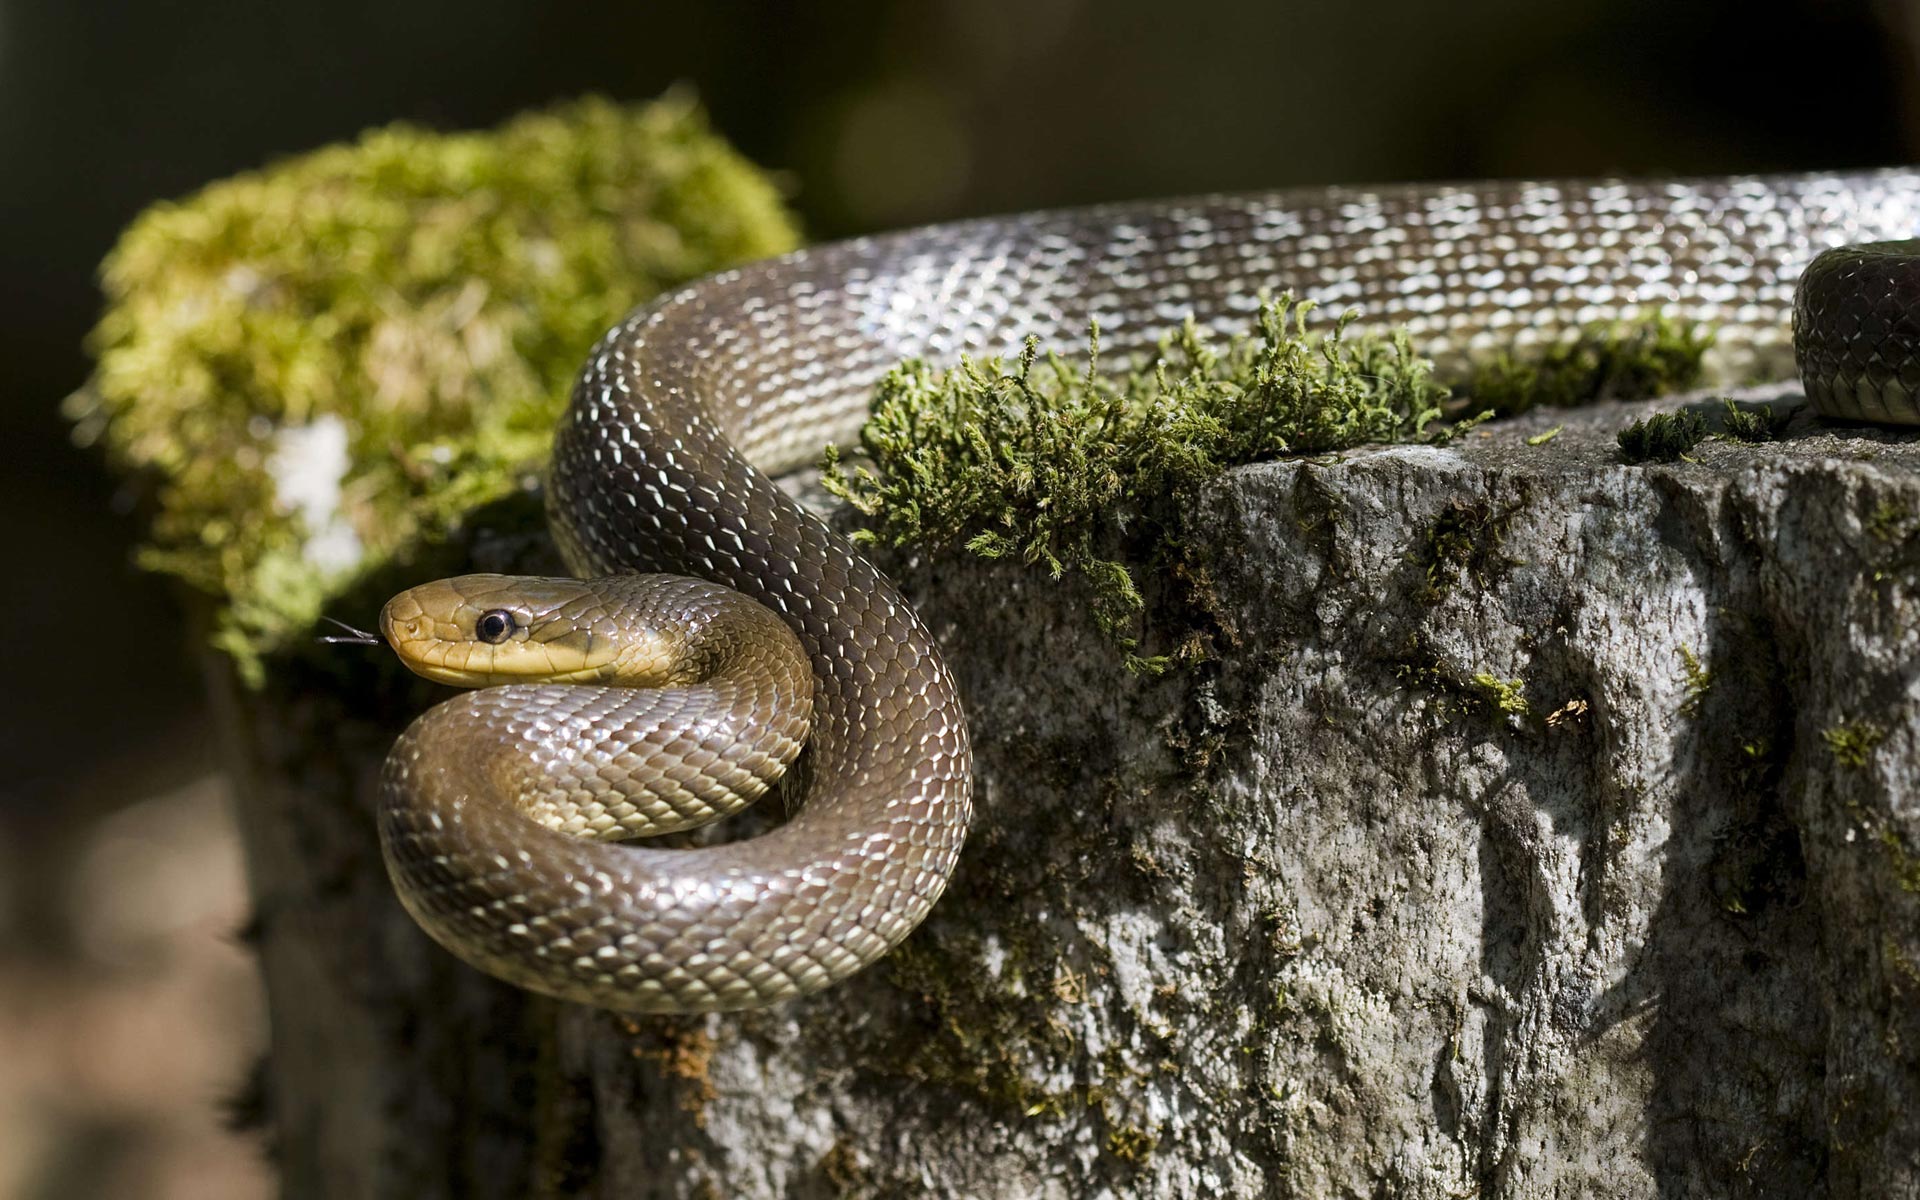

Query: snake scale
left=375, top=170, right=1920, bottom=1012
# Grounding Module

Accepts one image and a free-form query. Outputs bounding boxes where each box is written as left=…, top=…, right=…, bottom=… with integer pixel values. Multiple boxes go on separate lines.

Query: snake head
left=379, top=573, right=686, bottom=688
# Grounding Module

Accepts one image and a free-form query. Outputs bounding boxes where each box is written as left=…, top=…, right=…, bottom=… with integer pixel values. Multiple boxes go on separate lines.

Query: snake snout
left=378, top=595, right=429, bottom=648
left=378, top=588, right=483, bottom=684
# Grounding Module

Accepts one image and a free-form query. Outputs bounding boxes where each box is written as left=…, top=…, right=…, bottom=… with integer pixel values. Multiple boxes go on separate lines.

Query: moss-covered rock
left=68, top=94, right=801, bottom=680
left=823, top=300, right=1725, bottom=674
left=597, top=385, right=1920, bottom=1199
left=822, top=298, right=1474, bottom=672
left=1617, top=408, right=1711, bottom=463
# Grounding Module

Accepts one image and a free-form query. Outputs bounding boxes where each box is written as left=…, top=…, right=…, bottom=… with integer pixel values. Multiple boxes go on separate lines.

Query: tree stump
left=226, top=386, right=1919, bottom=1198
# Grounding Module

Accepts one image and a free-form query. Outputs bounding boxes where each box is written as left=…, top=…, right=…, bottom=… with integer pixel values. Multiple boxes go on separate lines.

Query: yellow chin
left=389, top=645, right=616, bottom=689
left=396, top=660, right=517, bottom=688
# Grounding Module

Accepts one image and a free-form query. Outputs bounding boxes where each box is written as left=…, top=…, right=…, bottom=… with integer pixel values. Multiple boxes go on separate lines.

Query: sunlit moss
left=823, top=297, right=1477, bottom=671
left=1470, top=672, right=1530, bottom=719
left=829, top=297, right=1723, bottom=671
left=69, top=94, right=801, bottom=682
left=1105, top=1123, right=1159, bottom=1164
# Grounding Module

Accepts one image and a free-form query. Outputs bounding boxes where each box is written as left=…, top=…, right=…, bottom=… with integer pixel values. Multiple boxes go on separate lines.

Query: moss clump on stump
left=823, top=297, right=1476, bottom=671
left=1719, top=398, right=1791, bottom=444
left=68, top=94, right=801, bottom=681
left=826, top=296, right=1719, bottom=671
left=1618, top=410, right=1710, bottom=464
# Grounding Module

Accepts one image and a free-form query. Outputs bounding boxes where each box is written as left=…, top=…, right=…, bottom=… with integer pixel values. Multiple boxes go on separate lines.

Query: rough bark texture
left=210, top=509, right=565, bottom=1199
left=227, top=388, right=1920, bottom=1199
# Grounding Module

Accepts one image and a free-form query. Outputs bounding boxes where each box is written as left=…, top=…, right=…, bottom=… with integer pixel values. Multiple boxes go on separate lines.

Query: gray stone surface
left=230, top=386, right=1920, bottom=1199
left=563, top=388, right=1919, bottom=1198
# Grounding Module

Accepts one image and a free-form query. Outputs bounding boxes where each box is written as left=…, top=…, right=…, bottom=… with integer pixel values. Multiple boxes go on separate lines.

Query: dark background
left=0, top=0, right=1916, bottom=1192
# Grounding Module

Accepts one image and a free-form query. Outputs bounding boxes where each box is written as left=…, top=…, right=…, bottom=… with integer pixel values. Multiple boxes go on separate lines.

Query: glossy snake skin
left=379, top=171, right=1920, bottom=1013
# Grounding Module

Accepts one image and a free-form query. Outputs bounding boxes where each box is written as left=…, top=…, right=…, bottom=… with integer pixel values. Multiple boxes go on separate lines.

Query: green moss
left=1105, top=1124, right=1158, bottom=1164
left=823, top=296, right=1473, bottom=671
left=1879, top=830, right=1920, bottom=895
left=828, top=297, right=1719, bottom=672
left=1885, top=937, right=1920, bottom=1002
left=1823, top=721, right=1886, bottom=769
left=878, top=932, right=1083, bottom=1118
left=1470, top=673, right=1530, bottom=719
left=1862, top=497, right=1920, bottom=583
left=1388, top=633, right=1449, bottom=691
left=1413, top=497, right=1519, bottom=602
left=1718, top=398, right=1791, bottom=444
left=1677, top=644, right=1713, bottom=716
left=874, top=928, right=1172, bottom=1166
left=1387, top=633, right=1538, bottom=729
left=1463, top=312, right=1714, bottom=417
left=68, top=94, right=801, bottom=682
left=1617, top=410, right=1709, bottom=464
left=1867, top=498, right=1913, bottom=545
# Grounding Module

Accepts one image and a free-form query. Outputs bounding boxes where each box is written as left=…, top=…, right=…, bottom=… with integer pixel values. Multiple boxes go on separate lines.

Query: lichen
left=823, top=296, right=1473, bottom=672
left=1618, top=410, right=1710, bottom=464
left=867, top=920, right=1174, bottom=1176
left=1462, top=312, right=1714, bottom=417
left=812, top=714, right=1190, bottom=1176
left=68, top=93, right=801, bottom=682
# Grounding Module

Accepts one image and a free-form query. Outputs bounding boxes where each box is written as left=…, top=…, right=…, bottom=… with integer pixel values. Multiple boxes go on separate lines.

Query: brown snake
left=375, top=171, right=1920, bottom=1013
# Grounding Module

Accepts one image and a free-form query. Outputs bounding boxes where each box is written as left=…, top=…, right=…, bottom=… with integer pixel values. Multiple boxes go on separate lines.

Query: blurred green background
left=2, top=0, right=1916, bottom=1194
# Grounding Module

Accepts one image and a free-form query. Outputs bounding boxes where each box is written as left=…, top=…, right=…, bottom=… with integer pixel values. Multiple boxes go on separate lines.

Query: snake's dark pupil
left=478, top=610, right=515, bottom=644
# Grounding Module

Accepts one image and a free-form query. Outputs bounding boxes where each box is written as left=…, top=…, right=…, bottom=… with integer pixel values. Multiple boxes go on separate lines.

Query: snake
left=370, top=170, right=1920, bottom=1013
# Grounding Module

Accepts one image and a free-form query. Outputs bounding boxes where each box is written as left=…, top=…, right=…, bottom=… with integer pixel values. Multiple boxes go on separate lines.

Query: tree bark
left=226, top=389, right=1920, bottom=1199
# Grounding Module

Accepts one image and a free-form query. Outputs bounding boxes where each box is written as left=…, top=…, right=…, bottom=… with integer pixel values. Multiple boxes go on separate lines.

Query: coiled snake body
left=377, top=171, right=1920, bottom=1013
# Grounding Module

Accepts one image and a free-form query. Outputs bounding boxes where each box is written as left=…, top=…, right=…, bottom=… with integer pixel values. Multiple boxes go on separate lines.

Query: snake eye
left=475, top=609, right=517, bottom=644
